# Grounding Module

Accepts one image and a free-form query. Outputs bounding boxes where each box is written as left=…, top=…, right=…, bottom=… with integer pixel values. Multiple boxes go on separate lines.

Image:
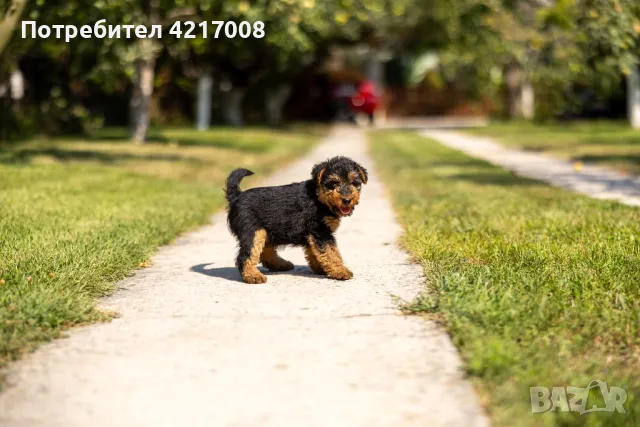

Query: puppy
left=225, top=156, right=368, bottom=283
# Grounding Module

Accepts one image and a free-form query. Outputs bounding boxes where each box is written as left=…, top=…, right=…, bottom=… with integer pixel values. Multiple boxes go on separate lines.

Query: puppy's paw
left=280, top=260, right=295, bottom=271
left=243, top=271, right=268, bottom=284
left=329, top=267, right=353, bottom=281
left=265, top=260, right=295, bottom=272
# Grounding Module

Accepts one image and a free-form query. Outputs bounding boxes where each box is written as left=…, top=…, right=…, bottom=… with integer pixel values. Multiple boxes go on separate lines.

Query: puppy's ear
left=356, top=163, right=368, bottom=184
left=311, top=161, right=327, bottom=185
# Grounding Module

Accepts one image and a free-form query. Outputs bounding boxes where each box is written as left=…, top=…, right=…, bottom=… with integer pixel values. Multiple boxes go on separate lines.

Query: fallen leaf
left=573, top=161, right=584, bottom=172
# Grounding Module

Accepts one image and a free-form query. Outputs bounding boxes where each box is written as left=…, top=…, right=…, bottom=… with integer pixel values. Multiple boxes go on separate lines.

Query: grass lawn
left=0, top=126, right=322, bottom=380
left=469, top=121, right=640, bottom=175
left=370, top=130, right=639, bottom=426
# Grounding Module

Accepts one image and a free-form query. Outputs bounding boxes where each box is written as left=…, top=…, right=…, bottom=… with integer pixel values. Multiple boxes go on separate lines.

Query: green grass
left=469, top=121, right=640, bottom=175
left=369, top=130, right=640, bottom=426
left=0, top=126, right=322, bottom=378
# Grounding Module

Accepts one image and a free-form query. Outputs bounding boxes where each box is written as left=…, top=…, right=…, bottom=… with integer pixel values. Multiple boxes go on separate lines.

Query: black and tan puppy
left=225, top=156, right=368, bottom=284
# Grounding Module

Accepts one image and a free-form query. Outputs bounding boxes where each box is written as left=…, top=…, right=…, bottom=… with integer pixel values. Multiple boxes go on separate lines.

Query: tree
left=576, top=0, right=640, bottom=127
left=204, top=0, right=427, bottom=126
left=120, top=0, right=201, bottom=142
left=0, top=0, right=27, bottom=57
left=428, top=0, right=578, bottom=118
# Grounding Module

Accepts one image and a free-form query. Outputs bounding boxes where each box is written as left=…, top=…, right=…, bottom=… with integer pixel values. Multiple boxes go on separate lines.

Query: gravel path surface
left=0, top=127, right=488, bottom=427
left=421, top=130, right=640, bottom=207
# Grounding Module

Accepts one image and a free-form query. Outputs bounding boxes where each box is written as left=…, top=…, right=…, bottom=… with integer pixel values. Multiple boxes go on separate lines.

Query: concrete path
left=422, top=130, right=640, bottom=207
left=0, top=127, right=488, bottom=427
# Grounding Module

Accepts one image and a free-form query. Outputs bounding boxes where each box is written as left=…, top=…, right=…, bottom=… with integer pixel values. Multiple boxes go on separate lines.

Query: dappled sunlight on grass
left=0, top=126, right=325, bottom=185
left=470, top=121, right=640, bottom=175
left=0, top=127, right=322, bottom=377
left=371, top=130, right=640, bottom=427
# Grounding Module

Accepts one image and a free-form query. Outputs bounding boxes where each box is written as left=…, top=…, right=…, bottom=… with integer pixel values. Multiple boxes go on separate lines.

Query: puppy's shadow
left=190, top=263, right=322, bottom=283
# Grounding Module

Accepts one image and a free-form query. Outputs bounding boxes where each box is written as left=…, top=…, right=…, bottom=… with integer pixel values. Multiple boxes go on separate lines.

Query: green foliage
left=0, top=0, right=28, bottom=57
left=4, top=0, right=640, bottom=127
left=577, top=0, right=640, bottom=76
left=410, top=0, right=640, bottom=117
left=2, top=0, right=431, bottom=134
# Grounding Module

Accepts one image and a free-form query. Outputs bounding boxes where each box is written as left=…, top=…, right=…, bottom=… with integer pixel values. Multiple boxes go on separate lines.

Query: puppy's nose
left=341, top=198, right=351, bottom=205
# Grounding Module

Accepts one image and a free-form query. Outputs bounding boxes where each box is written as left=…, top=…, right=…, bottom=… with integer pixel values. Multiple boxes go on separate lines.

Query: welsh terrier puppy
left=225, top=156, right=367, bottom=283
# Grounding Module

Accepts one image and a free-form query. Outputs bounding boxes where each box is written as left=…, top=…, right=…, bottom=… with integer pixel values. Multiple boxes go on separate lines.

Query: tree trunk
left=222, top=88, right=245, bottom=126
left=628, top=65, right=640, bottom=129
left=505, top=63, right=535, bottom=119
left=505, top=63, right=522, bottom=118
left=196, top=71, right=213, bottom=131
left=129, top=0, right=159, bottom=143
left=9, top=68, right=23, bottom=100
left=130, top=58, right=156, bottom=143
left=0, top=0, right=28, bottom=57
left=521, top=79, right=535, bottom=120
left=265, top=84, right=291, bottom=126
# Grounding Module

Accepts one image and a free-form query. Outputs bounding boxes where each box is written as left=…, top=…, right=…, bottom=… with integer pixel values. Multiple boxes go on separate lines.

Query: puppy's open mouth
left=339, top=205, right=352, bottom=215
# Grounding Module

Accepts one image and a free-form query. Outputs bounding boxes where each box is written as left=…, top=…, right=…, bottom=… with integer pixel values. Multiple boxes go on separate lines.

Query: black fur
left=225, top=168, right=254, bottom=202
left=225, top=156, right=367, bottom=281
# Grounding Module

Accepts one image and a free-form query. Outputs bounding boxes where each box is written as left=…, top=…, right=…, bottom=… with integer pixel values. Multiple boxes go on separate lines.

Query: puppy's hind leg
left=237, top=229, right=268, bottom=284
left=261, top=243, right=294, bottom=272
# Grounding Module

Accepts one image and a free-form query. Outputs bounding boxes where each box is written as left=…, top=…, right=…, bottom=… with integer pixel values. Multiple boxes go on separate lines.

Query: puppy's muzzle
left=339, top=197, right=354, bottom=215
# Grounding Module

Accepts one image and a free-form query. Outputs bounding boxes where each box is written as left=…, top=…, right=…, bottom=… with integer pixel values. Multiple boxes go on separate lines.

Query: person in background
left=351, top=80, right=379, bottom=125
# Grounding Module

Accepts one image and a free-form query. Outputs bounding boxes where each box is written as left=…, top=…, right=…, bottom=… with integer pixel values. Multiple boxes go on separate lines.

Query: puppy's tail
left=225, top=168, right=254, bottom=203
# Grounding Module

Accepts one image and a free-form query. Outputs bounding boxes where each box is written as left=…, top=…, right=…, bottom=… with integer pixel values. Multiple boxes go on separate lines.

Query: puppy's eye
left=326, top=181, right=339, bottom=189
left=352, top=181, right=361, bottom=187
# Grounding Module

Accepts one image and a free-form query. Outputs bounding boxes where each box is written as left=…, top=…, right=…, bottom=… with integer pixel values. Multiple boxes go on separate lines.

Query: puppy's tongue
left=339, top=206, right=351, bottom=215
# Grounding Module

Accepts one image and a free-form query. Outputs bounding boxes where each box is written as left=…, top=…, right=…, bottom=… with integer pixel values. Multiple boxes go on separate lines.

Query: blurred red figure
left=350, top=80, right=379, bottom=124
left=332, top=79, right=379, bottom=124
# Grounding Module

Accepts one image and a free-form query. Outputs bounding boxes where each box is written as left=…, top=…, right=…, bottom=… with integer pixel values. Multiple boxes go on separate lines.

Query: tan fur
left=317, top=186, right=335, bottom=208
left=242, top=229, right=267, bottom=283
left=318, top=175, right=342, bottom=209
left=306, top=236, right=353, bottom=280
left=316, top=170, right=347, bottom=211
left=346, top=172, right=362, bottom=206
left=304, top=246, right=326, bottom=275
left=261, top=243, right=294, bottom=271
left=318, top=186, right=361, bottom=214
left=316, top=167, right=326, bottom=187
left=349, top=188, right=360, bottom=206
left=322, top=216, right=341, bottom=232
left=318, top=185, right=359, bottom=213
left=317, top=172, right=362, bottom=215
left=358, top=168, right=368, bottom=184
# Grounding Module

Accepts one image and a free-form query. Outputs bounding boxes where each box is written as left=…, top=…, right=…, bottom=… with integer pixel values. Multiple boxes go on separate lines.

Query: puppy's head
left=312, top=156, right=368, bottom=217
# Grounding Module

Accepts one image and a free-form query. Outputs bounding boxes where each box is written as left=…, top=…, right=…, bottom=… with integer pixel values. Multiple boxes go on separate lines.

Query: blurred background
left=1, top=0, right=640, bottom=143
left=2, top=4, right=640, bottom=425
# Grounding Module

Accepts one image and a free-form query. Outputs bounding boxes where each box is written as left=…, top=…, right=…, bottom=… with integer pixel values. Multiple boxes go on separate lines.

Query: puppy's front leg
left=304, top=246, right=327, bottom=275
left=306, top=235, right=353, bottom=280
